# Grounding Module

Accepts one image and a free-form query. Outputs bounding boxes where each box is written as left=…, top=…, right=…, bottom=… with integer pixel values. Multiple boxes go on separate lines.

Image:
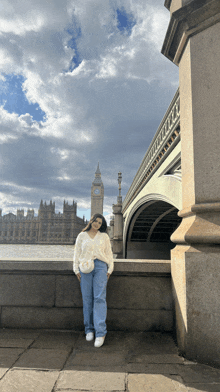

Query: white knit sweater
left=73, top=231, right=114, bottom=275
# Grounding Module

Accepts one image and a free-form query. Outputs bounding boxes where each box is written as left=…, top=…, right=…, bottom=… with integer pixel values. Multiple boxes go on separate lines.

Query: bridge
left=121, top=89, right=182, bottom=260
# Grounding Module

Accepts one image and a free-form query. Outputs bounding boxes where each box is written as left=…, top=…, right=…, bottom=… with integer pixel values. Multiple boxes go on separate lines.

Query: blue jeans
left=80, top=259, right=108, bottom=337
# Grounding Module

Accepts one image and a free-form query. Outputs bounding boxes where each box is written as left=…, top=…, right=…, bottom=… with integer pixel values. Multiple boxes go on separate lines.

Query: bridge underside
left=126, top=200, right=181, bottom=260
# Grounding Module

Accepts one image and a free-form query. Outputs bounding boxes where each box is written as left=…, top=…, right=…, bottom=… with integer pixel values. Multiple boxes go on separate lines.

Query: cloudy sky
left=0, top=0, right=178, bottom=223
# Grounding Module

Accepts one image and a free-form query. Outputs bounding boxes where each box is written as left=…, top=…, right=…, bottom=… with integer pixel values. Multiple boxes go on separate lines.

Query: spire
left=93, top=162, right=102, bottom=185
left=95, top=162, right=101, bottom=175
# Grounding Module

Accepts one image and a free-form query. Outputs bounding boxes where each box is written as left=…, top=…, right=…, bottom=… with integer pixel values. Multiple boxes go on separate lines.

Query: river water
left=0, top=245, right=74, bottom=259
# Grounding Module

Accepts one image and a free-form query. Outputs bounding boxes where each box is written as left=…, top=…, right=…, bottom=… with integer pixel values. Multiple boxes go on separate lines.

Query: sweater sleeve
left=105, top=234, right=114, bottom=274
left=73, top=233, right=83, bottom=274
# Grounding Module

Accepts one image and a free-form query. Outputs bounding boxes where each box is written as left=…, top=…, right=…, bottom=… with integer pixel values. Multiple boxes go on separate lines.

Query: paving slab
left=13, top=348, right=70, bottom=370
left=0, top=348, right=25, bottom=367
left=0, top=369, right=59, bottom=392
left=0, top=348, right=25, bottom=379
left=116, top=332, right=178, bottom=355
left=73, top=332, right=130, bottom=353
left=177, top=363, right=220, bottom=383
left=64, top=351, right=127, bottom=369
left=56, top=370, right=126, bottom=391
left=74, top=331, right=178, bottom=355
left=31, top=330, right=80, bottom=349
left=128, top=353, right=184, bottom=364
left=55, top=390, right=125, bottom=392
left=126, top=363, right=180, bottom=374
left=184, top=384, right=220, bottom=392
left=127, top=374, right=186, bottom=392
left=0, top=368, right=9, bottom=381
left=0, top=329, right=219, bottom=392
left=63, top=365, right=128, bottom=373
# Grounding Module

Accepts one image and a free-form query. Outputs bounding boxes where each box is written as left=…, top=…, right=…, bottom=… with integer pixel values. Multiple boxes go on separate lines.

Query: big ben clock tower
left=91, top=163, right=104, bottom=217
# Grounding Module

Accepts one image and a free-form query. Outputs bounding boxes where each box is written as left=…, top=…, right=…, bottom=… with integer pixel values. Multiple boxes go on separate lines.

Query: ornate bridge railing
left=122, top=88, right=180, bottom=213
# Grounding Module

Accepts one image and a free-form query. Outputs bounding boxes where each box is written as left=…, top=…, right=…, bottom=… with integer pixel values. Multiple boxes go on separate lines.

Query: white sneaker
left=86, top=332, right=94, bottom=341
left=94, top=336, right=105, bottom=348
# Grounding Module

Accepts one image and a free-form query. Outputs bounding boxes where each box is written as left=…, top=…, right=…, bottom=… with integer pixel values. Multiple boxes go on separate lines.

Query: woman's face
left=91, top=217, right=103, bottom=231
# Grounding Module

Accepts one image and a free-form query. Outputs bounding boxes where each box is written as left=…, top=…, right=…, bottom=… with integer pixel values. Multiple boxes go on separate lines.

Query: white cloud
left=0, top=14, right=46, bottom=36
left=50, top=147, right=69, bottom=160
left=0, top=133, right=18, bottom=144
left=0, top=106, right=42, bottom=140
left=103, top=212, right=114, bottom=226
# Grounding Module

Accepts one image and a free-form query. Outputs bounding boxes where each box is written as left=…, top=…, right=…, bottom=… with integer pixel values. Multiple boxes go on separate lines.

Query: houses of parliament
left=0, top=164, right=104, bottom=245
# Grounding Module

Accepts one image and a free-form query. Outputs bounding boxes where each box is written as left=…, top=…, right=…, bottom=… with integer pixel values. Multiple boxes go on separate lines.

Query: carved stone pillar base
left=112, top=203, right=123, bottom=258
left=171, top=243, right=220, bottom=368
left=112, top=238, right=123, bottom=258
left=171, top=203, right=220, bottom=367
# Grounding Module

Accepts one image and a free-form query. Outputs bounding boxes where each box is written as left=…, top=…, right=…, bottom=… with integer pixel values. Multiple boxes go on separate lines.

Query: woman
left=73, top=213, right=114, bottom=348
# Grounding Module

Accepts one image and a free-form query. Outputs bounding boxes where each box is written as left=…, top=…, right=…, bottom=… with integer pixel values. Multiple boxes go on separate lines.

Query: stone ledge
left=114, top=259, right=171, bottom=274
left=0, top=259, right=171, bottom=275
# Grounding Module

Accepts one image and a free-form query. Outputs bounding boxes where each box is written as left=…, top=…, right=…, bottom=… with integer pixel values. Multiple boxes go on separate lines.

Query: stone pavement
left=0, top=329, right=219, bottom=391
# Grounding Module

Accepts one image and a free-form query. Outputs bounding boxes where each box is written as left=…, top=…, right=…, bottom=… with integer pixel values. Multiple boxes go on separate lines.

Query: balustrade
left=123, top=89, right=180, bottom=212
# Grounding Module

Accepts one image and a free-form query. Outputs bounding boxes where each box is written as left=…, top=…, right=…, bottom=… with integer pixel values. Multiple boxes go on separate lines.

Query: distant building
left=0, top=200, right=87, bottom=245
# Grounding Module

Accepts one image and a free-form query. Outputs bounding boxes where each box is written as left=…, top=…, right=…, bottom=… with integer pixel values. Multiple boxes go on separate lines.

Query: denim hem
left=95, top=332, right=107, bottom=338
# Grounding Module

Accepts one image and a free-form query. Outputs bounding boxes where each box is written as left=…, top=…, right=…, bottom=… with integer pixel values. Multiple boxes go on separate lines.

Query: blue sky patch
left=0, top=74, right=45, bottom=122
left=116, top=8, right=136, bottom=35
left=66, top=25, right=82, bottom=70
left=68, top=37, right=82, bottom=70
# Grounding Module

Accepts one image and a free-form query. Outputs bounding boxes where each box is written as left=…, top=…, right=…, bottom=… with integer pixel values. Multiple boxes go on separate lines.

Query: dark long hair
left=82, top=213, right=107, bottom=233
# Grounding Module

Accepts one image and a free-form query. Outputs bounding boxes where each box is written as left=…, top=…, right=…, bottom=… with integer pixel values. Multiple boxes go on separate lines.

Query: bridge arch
left=123, top=194, right=181, bottom=259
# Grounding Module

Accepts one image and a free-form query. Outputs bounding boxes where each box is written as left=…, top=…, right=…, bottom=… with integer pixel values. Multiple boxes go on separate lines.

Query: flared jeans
left=80, top=259, right=108, bottom=337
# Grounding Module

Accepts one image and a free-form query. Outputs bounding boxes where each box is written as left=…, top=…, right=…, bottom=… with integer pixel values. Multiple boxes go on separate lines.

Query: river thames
left=0, top=244, right=74, bottom=259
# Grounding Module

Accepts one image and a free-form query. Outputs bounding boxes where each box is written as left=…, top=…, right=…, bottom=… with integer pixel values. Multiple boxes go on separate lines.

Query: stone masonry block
left=1, top=307, right=84, bottom=330
left=107, top=276, right=173, bottom=310
left=186, top=254, right=220, bottom=313
left=187, top=310, right=220, bottom=368
left=1, top=307, right=173, bottom=332
left=55, top=275, right=83, bottom=307
left=0, top=275, right=55, bottom=307
left=107, top=309, right=173, bottom=332
left=56, top=275, right=173, bottom=310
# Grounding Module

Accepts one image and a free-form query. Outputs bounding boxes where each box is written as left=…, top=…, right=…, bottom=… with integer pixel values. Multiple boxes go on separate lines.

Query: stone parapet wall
left=0, top=259, right=173, bottom=332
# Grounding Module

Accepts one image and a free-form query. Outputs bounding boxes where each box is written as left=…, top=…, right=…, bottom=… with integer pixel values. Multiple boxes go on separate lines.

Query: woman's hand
left=76, top=273, right=81, bottom=282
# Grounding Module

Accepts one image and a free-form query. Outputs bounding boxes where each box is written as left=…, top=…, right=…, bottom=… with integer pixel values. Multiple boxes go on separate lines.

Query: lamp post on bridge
left=117, top=172, right=122, bottom=204
left=112, top=172, right=123, bottom=258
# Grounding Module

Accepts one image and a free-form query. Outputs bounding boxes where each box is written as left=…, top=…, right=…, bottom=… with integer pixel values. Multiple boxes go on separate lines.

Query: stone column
left=109, top=216, right=114, bottom=240
left=112, top=203, right=123, bottom=257
left=162, top=0, right=220, bottom=367
left=112, top=172, right=123, bottom=258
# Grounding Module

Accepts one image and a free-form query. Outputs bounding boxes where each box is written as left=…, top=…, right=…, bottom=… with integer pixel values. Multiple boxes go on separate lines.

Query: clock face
left=94, top=188, right=100, bottom=195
